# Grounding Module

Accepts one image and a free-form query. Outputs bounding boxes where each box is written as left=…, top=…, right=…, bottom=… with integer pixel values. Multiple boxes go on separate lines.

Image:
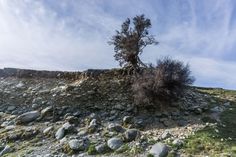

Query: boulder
left=107, top=123, right=125, bottom=133
left=16, top=111, right=40, bottom=124
left=124, top=129, right=140, bottom=142
left=107, top=137, right=123, bottom=150
left=149, top=142, right=169, bottom=157
left=95, top=143, right=109, bottom=154
left=7, top=106, right=16, bottom=112
left=68, top=139, right=81, bottom=150
left=68, top=138, right=89, bottom=151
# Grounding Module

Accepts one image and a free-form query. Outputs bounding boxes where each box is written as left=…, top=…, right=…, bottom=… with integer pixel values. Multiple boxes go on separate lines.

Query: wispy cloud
left=0, top=0, right=236, bottom=89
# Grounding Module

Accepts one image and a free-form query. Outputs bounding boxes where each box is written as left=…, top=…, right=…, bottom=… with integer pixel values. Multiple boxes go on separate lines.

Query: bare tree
left=108, top=14, right=158, bottom=73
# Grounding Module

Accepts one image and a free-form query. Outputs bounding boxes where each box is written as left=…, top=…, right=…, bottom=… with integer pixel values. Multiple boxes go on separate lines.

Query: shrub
left=132, top=57, right=195, bottom=107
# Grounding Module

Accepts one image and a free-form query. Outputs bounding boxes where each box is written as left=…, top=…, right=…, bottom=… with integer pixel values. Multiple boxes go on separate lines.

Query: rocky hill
left=0, top=68, right=235, bottom=157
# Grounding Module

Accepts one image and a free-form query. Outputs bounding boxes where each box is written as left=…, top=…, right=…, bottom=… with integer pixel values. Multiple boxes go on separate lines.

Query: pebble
left=43, top=126, right=54, bottom=134
left=55, top=127, right=65, bottom=140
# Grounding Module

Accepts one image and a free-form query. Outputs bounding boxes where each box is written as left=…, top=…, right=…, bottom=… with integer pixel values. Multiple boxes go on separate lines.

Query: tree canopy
left=109, top=14, right=158, bottom=72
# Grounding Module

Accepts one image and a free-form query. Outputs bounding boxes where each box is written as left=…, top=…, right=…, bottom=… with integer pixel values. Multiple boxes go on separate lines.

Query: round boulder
left=124, top=129, right=140, bottom=142
left=107, top=137, right=123, bottom=150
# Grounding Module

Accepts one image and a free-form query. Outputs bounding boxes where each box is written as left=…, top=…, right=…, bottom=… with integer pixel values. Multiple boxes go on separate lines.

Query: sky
left=0, top=0, right=236, bottom=89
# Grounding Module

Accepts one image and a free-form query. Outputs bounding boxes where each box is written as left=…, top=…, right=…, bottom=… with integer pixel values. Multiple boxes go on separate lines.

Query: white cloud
left=0, top=0, right=236, bottom=89
left=190, top=57, right=236, bottom=89
left=0, top=0, right=119, bottom=70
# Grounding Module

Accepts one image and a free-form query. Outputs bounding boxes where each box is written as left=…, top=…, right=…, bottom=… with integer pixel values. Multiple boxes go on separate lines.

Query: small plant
left=147, top=153, right=155, bottom=157
left=115, top=144, right=130, bottom=154
left=132, top=57, right=195, bottom=107
left=87, top=144, right=97, bottom=155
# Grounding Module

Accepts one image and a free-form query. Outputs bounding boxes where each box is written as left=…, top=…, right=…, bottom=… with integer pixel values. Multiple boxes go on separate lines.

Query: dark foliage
left=132, top=57, right=195, bottom=107
left=108, top=14, right=158, bottom=72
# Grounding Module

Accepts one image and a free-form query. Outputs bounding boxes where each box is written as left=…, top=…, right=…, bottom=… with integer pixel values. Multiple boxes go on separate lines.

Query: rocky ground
left=0, top=69, right=235, bottom=157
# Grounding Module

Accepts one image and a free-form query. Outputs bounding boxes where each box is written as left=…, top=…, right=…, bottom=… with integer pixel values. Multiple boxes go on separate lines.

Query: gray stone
left=223, top=102, right=230, bottom=107
left=68, top=139, right=81, bottom=150
left=161, top=131, right=171, bottom=140
left=41, top=106, right=53, bottom=117
left=172, top=139, right=184, bottom=147
left=124, top=129, right=140, bottom=142
left=194, top=108, right=202, bottom=114
left=44, top=154, right=53, bottom=157
left=159, top=118, right=168, bottom=123
left=87, top=118, right=98, bottom=133
left=123, top=116, right=133, bottom=125
left=32, top=103, right=39, bottom=109
left=89, top=119, right=98, bottom=126
left=15, top=82, right=24, bottom=88
left=107, top=137, right=123, bottom=150
left=68, top=138, right=89, bottom=151
left=149, top=142, right=169, bottom=157
left=89, top=113, right=100, bottom=121
left=134, top=119, right=145, bottom=129
left=210, top=106, right=224, bottom=113
left=1, top=121, right=13, bottom=127
left=16, top=111, right=40, bottom=124
left=65, top=116, right=79, bottom=124
left=113, top=104, right=125, bottom=110
left=77, top=129, right=87, bottom=137
left=60, top=137, right=68, bottom=145
left=11, top=110, right=18, bottom=115
left=177, top=120, right=188, bottom=126
left=62, top=122, right=75, bottom=132
left=32, top=97, right=43, bottom=104
left=43, top=126, right=54, bottom=134
left=171, top=111, right=180, bottom=117
left=95, top=143, right=109, bottom=154
left=163, top=120, right=173, bottom=127
left=73, top=111, right=81, bottom=117
left=107, top=123, right=125, bottom=133
left=7, top=106, right=16, bottom=111
left=5, top=125, right=15, bottom=131
left=55, top=127, right=65, bottom=140
left=0, top=145, right=11, bottom=156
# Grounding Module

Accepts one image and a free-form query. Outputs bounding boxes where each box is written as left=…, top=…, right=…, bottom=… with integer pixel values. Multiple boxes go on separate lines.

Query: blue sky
left=0, top=0, right=236, bottom=89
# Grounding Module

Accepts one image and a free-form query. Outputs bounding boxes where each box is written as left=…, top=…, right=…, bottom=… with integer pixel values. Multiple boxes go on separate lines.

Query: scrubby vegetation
left=132, top=57, right=195, bottom=107
left=182, top=88, right=236, bottom=156
left=110, top=15, right=195, bottom=108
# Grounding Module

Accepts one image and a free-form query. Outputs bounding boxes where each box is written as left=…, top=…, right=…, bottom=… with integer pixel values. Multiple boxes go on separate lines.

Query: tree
left=108, top=14, right=158, bottom=72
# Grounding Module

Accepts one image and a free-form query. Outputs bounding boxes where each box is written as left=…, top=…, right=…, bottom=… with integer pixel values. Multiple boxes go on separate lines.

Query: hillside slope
left=0, top=68, right=235, bottom=157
